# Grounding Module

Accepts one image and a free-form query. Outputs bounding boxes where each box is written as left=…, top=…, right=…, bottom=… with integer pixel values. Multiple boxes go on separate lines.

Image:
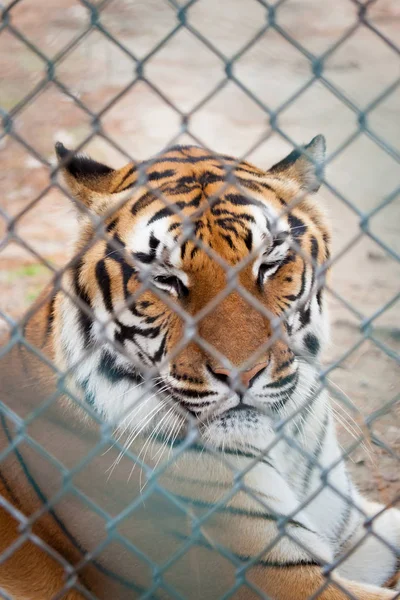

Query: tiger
left=0, top=136, right=399, bottom=600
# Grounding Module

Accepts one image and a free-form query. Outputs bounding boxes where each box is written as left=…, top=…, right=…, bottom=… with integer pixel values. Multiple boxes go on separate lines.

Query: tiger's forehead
left=128, top=198, right=279, bottom=270
left=114, top=146, right=290, bottom=268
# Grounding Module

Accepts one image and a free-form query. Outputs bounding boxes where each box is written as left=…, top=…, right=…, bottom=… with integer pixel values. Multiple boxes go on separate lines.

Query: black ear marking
left=55, top=141, right=70, bottom=160
left=54, top=142, right=114, bottom=180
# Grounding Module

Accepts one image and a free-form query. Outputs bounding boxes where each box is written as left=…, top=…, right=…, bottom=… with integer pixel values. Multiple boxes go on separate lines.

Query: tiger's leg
left=246, top=564, right=398, bottom=599
left=335, top=497, right=400, bottom=589
left=0, top=493, right=86, bottom=600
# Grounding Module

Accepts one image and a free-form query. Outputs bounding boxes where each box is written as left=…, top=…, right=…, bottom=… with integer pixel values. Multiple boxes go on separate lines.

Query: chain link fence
left=0, top=0, right=399, bottom=598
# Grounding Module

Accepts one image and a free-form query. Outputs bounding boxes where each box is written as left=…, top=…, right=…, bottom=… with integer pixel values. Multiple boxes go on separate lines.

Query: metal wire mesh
left=0, top=0, right=399, bottom=599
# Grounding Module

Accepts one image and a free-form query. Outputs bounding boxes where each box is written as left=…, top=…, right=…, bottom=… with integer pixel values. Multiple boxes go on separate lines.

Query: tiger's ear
left=268, top=135, right=326, bottom=193
left=55, top=142, right=136, bottom=213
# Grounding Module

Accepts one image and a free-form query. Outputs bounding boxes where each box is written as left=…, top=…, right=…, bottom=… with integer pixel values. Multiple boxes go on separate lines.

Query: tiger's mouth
left=156, top=367, right=301, bottom=418
left=155, top=382, right=292, bottom=433
left=135, top=360, right=305, bottom=450
left=226, top=403, right=256, bottom=412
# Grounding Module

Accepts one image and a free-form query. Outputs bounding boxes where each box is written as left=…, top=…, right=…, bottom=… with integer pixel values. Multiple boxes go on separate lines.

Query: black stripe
left=133, top=231, right=160, bottom=265
left=257, top=262, right=280, bottom=289
left=222, top=447, right=276, bottom=470
left=45, top=292, right=57, bottom=340
left=245, top=558, right=321, bottom=568
left=180, top=240, right=188, bottom=260
left=177, top=400, right=213, bottom=412
left=95, top=259, right=113, bottom=313
left=147, top=168, right=176, bottom=181
left=264, top=372, right=297, bottom=389
left=316, top=288, right=323, bottom=310
left=281, top=251, right=297, bottom=266
left=98, top=350, right=142, bottom=384
left=269, top=385, right=298, bottom=412
left=173, top=494, right=314, bottom=531
left=149, top=232, right=160, bottom=251
left=198, top=171, right=225, bottom=186
left=115, top=322, right=161, bottom=345
left=72, top=258, right=93, bottom=347
left=310, top=236, right=319, bottom=261
left=106, top=218, right=118, bottom=232
left=131, top=190, right=158, bottom=217
left=151, top=434, right=276, bottom=474
left=142, top=154, right=222, bottom=166
left=133, top=251, right=155, bottom=264
left=214, top=219, right=239, bottom=234
left=172, top=387, right=217, bottom=399
left=170, top=530, right=322, bottom=569
left=297, top=260, right=308, bottom=300
left=169, top=530, right=321, bottom=568
left=223, top=193, right=264, bottom=209
left=275, top=357, right=295, bottom=374
left=168, top=222, right=181, bottom=232
left=299, top=306, right=311, bottom=328
left=288, top=214, right=307, bottom=239
left=236, top=178, right=262, bottom=193
left=220, top=233, right=235, bottom=249
left=211, top=209, right=255, bottom=222
left=147, top=193, right=202, bottom=225
left=267, top=381, right=298, bottom=399
left=152, top=332, right=168, bottom=363
left=104, top=233, right=136, bottom=302
left=244, top=230, right=253, bottom=251
left=117, top=164, right=137, bottom=191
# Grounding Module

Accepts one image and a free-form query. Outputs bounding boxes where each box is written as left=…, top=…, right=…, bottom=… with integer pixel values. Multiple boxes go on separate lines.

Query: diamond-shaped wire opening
left=10, top=83, right=93, bottom=159
left=278, top=80, right=358, bottom=153
left=274, top=0, right=359, bottom=56
left=3, top=0, right=90, bottom=58
left=0, top=27, right=48, bottom=114
left=100, top=80, right=182, bottom=157
left=323, top=24, right=400, bottom=107
left=99, top=0, right=179, bottom=59
left=145, top=29, right=226, bottom=114
left=187, top=0, right=267, bottom=57
left=234, top=28, right=313, bottom=111
left=55, top=30, right=137, bottom=114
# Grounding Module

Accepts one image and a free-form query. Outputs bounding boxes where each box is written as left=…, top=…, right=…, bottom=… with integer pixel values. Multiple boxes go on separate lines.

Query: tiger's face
left=55, top=139, right=330, bottom=449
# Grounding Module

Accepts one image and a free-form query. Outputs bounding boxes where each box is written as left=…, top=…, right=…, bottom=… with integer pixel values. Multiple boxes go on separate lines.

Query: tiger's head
left=54, top=138, right=330, bottom=450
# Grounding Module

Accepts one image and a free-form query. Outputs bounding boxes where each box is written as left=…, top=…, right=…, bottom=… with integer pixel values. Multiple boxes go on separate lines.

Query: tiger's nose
left=209, top=360, right=269, bottom=390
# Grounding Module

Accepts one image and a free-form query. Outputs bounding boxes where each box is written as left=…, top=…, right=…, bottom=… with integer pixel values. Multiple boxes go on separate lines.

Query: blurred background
left=0, top=0, right=399, bottom=500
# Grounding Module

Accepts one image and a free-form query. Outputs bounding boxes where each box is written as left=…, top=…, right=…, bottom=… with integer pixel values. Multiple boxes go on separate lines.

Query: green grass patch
left=7, top=263, right=48, bottom=281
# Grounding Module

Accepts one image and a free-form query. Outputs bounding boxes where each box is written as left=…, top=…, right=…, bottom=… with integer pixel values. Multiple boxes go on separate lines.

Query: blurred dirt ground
left=0, top=0, right=399, bottom=501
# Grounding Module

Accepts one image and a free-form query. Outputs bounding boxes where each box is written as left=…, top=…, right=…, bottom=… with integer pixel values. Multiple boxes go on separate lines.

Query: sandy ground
left=0, top=0, right=399, bottom=504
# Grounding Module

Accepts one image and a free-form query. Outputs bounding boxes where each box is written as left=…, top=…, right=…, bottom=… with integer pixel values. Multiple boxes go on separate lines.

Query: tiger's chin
left=199, top=405, right=274, bottom=451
